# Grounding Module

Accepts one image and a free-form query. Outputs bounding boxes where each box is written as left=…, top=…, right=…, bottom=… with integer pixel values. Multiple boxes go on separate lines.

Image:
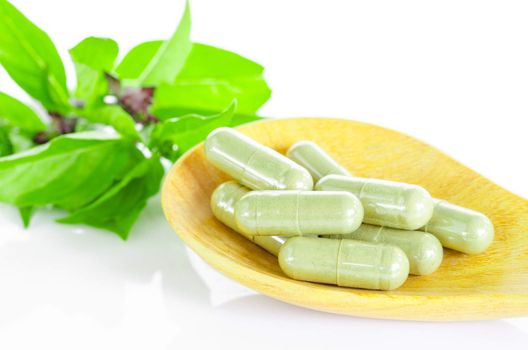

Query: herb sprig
left=0, top=0, right=271, bottom=238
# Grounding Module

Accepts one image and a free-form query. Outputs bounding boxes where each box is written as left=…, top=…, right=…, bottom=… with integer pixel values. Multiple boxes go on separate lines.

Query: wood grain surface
left=161, top=118, right=528, bottom=321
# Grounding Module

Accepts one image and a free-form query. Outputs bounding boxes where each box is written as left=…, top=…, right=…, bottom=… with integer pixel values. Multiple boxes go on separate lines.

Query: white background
left=1, top=0, right=527, bottom=349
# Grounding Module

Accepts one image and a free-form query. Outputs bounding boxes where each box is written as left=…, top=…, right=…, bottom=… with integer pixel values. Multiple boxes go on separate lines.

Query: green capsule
left=235, top=190, right=363, bottom=236
left=210, top=181, right=285, bottom=256
left=205, top=128, right=313, bottom=191
left=250, top=235, right=286, bottom=257
left=323, top=224, right=443, bottom=275
left=420, top=200, right=494, bottom=254
left=287, top=141, right=351, bottom=181
left=279, top=237, right=409, bottom=290
left=210, top=181, right=248, bottom=230
left=316, top=175, right=434, bottom=230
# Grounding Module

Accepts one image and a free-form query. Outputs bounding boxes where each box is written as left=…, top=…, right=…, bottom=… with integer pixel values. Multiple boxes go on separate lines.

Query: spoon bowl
left=161, top=118, right=528, bottom=321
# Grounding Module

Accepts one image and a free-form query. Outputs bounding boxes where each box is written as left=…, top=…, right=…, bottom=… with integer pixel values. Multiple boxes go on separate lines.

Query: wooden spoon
left=161, top=118, right=528, bottom=321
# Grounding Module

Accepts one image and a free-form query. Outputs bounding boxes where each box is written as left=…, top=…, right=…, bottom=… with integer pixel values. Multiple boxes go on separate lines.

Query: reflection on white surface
left=0, top=199, right=527, bottom=350
left=186, top=247, right=257, bottom=307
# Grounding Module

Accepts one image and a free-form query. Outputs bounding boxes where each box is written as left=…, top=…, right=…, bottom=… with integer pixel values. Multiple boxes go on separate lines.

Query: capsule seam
left=240, top=148, right=261, bottom=181
left=358, top=179, right=369, bottom=199
left=255, top=193, right=261, bottom=235
left=372, top=225, right=384, bottom=243
left=397, top=187, right=407, bottom=228
left=295, top=191, right=302, bottom=236
left=376, top=244, right=386, bottom=290
left=336, top=239, right=344, bottom=286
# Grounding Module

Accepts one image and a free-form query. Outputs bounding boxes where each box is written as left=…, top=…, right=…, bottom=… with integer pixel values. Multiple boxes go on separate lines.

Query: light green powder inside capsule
left=210, top=181, right=285, bottom=256
left=235, top=190, right=364, bottom=236
left=316, top=175, right=434, bottom=230
left=420, top=199, right=494, bottom=254
left=287, top=140, right=351, bottom=181
left=205, top=128, right=313, bottom=191
left=279, top=237, right=409, bottom=290
left=323, top=224, right=443, bottom=275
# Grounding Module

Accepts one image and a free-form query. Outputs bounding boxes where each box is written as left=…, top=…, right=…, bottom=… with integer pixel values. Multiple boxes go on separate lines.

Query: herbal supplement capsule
left=286, top=141, right=351, bottom=181
left=316, top=175, right=434, bottom=230
left=420, top=200, right=494, bottom=254
left=323, top=224, right=443, bottom=275
left=205, top=127, right=313, bottom=191
left=210, top=181, right=285, bottom=256
left=235, top=190, right=363, bottom=236
left=251, top=235, right=286, bottom=257
left=279, top=237, right=409, bottom=290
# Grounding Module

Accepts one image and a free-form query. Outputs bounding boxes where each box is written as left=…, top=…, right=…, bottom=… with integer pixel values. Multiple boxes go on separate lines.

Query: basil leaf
left=0, top=126, right=13, bottom=156
left=137, top=0, right=191, bottom=86
left=8, top=128, right=34, bottom=153
left=0, top=131, right=143, bottom=210
left=78, top=105, right=139, bottom=139
left=69, top=37, right=119, bottom=107
left=151, top=101, right=235, bottom=161
left=58, top=155, right=164, bottom=239
left=70, top=37, right=118, bottom=71
left=150, top=43, right=271, bottom=119
left=114, top=40, right=163, bottom=80
left=18, top=206, right=34, bottom=228
left=0, top=92, right=46, bottom=132
left=0, top=126, right=34, bottom=156
left=0, top=0, right=69, bottom=112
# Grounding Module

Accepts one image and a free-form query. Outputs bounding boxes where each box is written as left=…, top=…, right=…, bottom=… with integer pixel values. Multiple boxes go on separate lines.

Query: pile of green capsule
left=205, top=127, right=494, bottom=291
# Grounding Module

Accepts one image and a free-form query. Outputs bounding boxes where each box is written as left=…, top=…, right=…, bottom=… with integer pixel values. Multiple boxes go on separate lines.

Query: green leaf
left=0, top=0, right=69, bottom=112
left=0, top=126, right=34, bottom=156
left=18, top=206, right=34, bottom=228
left=78, top=105, right=139, bottom=139
left=8, top=128, right=34, bottom=153
left=0, top=126, right=13, bottom=156
left=70, top=37, right=118, bottom=71
left=69, top=37, right=119, bottom=107
left=150, top=43, right=271, bottom=118
left=58, top=155, right=164, bottom=239
left=137, top=0, right=192, bottom=86
left=0, top=92, right=46, bottom=132
left=228, top=113, right=264, bottom=127
left=114, top=40, right=163, bottom=80
left=150, top=101, right=236, bottom=161
left=0, top=131, right=143, bottom=210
